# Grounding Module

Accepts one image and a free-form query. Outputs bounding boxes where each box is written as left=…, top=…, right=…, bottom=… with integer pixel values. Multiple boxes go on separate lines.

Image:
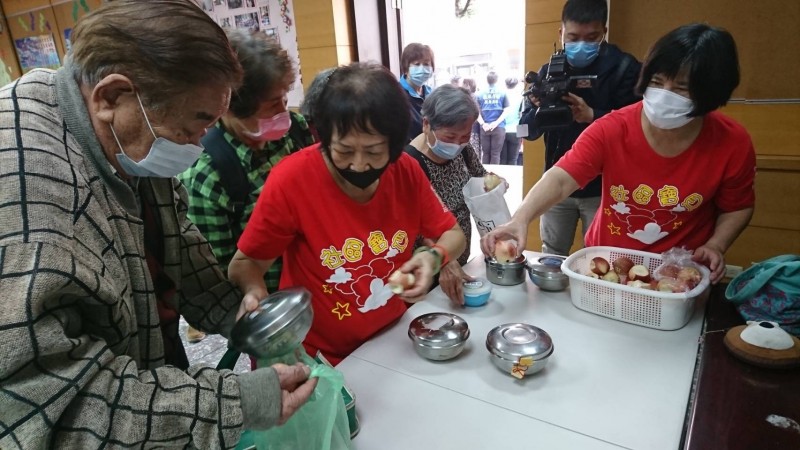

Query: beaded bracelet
left=430, top=243, right=450, bottom=267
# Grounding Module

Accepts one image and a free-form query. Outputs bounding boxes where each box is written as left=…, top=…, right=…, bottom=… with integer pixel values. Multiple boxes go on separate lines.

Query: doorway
left=399, top=0, right=526, bottom=91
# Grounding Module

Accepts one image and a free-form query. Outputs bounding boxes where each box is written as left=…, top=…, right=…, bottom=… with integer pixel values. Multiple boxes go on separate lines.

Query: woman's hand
left=692, top=244, right=726, bottom=284
left=692, top=208, right=754, bottom=284
left=229, top=250, right=276, bottom=320
left=237, top=286, right=268, bottom=321
left=481, top=218, right=528, bottom=259
left=391, top=251, right=437, bottom=303
left=439, top=261, right=471, bottom=306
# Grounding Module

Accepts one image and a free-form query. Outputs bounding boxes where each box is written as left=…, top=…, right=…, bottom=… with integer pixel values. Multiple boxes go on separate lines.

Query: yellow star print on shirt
left=604, top=208, right=612, bottom=216
left=608, top=222, right=621, bottom=236
left=673, top=221, right=683, bottom=230
left=322, top=284, right=333, bottom=294
left=332, top=302, right=352, bottom=320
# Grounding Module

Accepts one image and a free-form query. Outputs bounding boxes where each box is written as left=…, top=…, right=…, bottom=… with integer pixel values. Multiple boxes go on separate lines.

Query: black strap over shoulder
left=286, top=117, right=310, bottom=151
left=404, top=144, right=432, bottom=180
left=201, top=127, right=250, bottom=226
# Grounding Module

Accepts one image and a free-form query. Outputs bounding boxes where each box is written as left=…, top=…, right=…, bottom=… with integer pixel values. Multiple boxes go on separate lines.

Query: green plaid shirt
left=178, top=112, right=315, bottom=292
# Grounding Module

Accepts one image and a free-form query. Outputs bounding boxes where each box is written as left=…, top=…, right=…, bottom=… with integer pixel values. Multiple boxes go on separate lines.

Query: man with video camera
left=521, top=0, right=641, bottom=256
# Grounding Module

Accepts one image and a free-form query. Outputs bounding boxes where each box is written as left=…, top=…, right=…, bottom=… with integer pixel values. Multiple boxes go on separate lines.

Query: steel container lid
left=537, top=256, right=566, bottom=267
left=230, top=287, right=312, bottom=355
left=529, top=263, right=567, bottom=279
left=408, top=312, right=470, bottom=348
left=486, top=323, right=554, bottom=361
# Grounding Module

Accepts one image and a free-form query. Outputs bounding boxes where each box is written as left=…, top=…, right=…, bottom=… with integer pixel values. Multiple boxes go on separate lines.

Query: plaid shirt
left=0, top=67, right=281, bottom=449
left=178, top=116, right=315, bottom=292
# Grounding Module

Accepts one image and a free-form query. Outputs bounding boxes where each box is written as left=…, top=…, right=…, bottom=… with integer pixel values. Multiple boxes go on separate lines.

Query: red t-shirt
left=556, top=102, right=756, bottom=253
left=238, top=145, right=457, bottom=364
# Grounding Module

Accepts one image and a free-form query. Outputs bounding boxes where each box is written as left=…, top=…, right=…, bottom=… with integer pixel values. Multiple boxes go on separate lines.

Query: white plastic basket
left=561, top=246, right=711, bottom=330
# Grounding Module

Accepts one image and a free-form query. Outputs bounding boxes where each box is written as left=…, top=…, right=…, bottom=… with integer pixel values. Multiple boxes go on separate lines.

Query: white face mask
left=111, top=93, right=204, bottom=178
left=642, top=87, right=695, bottom=130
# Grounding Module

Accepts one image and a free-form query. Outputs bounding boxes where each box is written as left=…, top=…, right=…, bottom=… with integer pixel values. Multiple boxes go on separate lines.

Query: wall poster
left=201, top=0, right=303, bottom=107
left=14, top=34, right=60, bottom=72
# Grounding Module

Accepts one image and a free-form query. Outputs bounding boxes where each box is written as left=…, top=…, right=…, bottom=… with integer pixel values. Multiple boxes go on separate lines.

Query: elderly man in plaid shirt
left=0, top=1, right=315, bottom=448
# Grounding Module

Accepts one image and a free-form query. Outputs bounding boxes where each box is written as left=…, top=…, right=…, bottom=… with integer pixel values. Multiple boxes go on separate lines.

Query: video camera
left=523, top=50, right=597, bottom=131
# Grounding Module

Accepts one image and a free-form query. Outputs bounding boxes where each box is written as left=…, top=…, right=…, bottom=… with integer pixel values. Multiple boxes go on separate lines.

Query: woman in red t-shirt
left=482, top=23, right=755, bottom=284
left=229, top=63, right=466, bottom=364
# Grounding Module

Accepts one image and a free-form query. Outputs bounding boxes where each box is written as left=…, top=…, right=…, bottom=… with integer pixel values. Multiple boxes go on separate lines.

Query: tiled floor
left=182, top=164, right=524, bottom=369
left=180, top=318, right=252, bottom=372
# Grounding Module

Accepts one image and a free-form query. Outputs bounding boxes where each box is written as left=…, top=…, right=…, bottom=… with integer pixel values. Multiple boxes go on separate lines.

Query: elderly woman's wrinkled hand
left=439, top=261, right=471, bottom=306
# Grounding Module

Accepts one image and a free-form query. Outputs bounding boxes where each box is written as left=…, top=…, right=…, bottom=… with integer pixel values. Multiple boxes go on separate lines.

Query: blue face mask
left=428, top=131, right=466, bottom=160
left=110, top=93, right=204, bottom=178
left=408, top=65, right=433, bottom=86
left=564, top=41, right=601, bottom=68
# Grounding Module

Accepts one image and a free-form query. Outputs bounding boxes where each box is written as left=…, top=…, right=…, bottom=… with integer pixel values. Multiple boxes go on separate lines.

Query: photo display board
left=201, top=0, right=304, bottom=107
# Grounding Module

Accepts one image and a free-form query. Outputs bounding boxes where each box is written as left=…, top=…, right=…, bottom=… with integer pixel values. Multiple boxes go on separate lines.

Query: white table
left=337, top=252, right=705, bottom=450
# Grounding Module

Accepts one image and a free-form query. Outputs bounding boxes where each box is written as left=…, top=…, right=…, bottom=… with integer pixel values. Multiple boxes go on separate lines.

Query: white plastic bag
left=462, top=177, right=512, bottom=237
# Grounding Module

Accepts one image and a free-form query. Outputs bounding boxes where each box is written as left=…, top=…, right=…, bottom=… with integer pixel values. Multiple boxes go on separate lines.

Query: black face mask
left=324, top=147, right=389, bottom=189
left=334, top=164, right=388, bottom=189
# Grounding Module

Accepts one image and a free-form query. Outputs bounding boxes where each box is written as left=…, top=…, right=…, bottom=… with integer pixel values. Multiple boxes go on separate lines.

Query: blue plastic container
left=463, top=277, right=492, bottom=307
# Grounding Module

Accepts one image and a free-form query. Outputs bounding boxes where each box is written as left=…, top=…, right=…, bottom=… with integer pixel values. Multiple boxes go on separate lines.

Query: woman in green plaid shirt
left=179, top=29, right=316, bottom=295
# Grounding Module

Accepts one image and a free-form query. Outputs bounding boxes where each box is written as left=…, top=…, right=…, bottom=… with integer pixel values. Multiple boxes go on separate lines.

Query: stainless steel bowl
left=230, top=287, right=313, bottom=358
left=486, top=323, right=554, bottom=377
left=408, top=313, right=470, bottom=361
left=485, top=255, right=528, bottom=286
left=528, top=263, right=569, bottom=291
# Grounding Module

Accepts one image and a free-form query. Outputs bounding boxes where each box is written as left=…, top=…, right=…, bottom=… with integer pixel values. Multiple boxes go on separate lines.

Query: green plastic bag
left=252, top=349, right=354, bottom=450
left=215, top=348, right=355, bottom=450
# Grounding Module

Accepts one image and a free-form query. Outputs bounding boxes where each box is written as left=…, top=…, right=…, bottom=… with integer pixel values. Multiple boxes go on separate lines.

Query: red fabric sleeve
left=714, top=132, right=757, bottom=212
left=554, top=118, right=608, bottom=188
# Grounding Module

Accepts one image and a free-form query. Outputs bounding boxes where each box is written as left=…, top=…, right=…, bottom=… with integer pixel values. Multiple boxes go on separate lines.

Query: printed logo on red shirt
left=323, top=229, right=410, bottom=315
left=608, top=183, right=704, bottom=246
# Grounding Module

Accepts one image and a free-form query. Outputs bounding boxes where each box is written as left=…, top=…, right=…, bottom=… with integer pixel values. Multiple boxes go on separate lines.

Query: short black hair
left=562, top=0, right=608, bottom=25
left=227, top=29, right=294, bottom=118
left=315, top=63, right=410, bottom=163
left=636, top=23, right=740, bottom=116
left=299, top=67, right=335, bottom=120
left=486, top=71, right=498, bottom=85
left=505, top=77, right=519, bottom=89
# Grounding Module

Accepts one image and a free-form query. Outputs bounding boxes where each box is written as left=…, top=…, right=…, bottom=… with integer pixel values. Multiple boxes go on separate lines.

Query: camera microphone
left=522, top=71, right=540, bottom=97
